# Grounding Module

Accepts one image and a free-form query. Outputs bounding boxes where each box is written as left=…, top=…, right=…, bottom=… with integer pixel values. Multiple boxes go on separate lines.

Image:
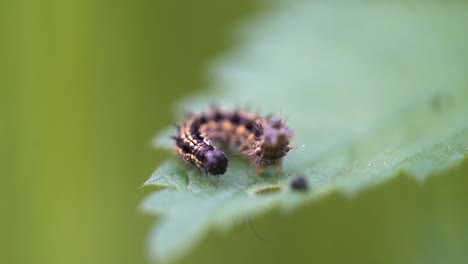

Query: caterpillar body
left=172, top=108, right=294, bottom=176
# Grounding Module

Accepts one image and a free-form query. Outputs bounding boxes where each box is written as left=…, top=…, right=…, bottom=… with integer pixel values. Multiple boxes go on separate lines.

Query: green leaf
left=142, top=1, right=468, bottom=263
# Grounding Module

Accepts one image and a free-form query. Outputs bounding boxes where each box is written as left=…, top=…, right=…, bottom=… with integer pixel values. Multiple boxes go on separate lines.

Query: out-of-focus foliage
left=143, top=1, right=468, bottom=263
left=0, top=1, right=257, bottom=264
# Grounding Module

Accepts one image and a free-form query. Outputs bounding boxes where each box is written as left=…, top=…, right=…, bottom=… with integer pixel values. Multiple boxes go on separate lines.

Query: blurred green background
left=1, top=1, right=258, bottom=263
left=2, top=1, right=468, bottom=264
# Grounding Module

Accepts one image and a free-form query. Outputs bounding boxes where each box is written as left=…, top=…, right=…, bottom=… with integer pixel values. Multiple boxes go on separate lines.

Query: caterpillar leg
left=274, top=162, right=282, bottom=174
left=255, top=162, right=282, bottom=175
left=255, top=165, right=265, bottom=175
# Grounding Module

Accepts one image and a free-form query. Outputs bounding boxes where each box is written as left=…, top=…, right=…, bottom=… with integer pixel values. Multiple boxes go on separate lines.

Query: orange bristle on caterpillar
left=172, top=108, right=294, bottom=176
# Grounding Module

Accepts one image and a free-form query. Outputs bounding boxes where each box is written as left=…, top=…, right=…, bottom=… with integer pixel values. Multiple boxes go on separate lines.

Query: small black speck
left=430, top=92, right=452, bottom=113
left=291, top=176, right=308, bottom=191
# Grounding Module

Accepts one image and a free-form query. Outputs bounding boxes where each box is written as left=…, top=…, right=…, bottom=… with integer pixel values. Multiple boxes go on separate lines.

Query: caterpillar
left=172, top=107, right=294, bottom=176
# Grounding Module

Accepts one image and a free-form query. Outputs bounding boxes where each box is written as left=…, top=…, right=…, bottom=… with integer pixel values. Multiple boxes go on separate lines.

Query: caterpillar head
left=203, top=149, right=228, bottom=176
left=248, top=119, right=294, bottom=165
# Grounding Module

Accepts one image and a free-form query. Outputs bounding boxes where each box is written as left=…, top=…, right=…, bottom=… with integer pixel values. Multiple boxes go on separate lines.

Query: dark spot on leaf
left=291, top=176, right=308, bottom=191
left=431, top=91, right=452, bottom=113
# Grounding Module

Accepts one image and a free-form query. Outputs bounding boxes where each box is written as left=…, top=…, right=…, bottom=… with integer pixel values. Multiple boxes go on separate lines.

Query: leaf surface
left=142, top=1, right=468, bottom=262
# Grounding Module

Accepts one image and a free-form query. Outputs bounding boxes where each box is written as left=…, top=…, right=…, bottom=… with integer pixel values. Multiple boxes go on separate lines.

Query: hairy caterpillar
left=172, top=108, right=294, bottom=176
